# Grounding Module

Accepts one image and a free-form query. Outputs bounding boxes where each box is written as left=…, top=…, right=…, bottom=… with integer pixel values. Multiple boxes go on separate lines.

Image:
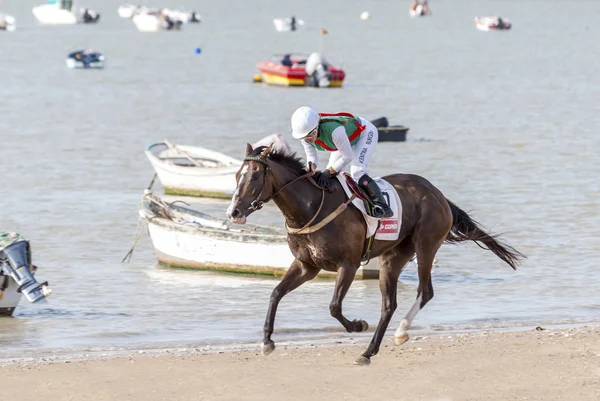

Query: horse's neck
left=271, top=167, right=323, bottom=228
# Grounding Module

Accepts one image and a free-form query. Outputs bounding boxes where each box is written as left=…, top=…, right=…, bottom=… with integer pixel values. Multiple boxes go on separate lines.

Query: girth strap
left=286, top=194, right=357, bottom=235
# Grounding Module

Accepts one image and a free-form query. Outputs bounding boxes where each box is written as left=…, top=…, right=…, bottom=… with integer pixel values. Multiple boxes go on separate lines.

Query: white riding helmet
left=291, top=106, right=319, bottom=139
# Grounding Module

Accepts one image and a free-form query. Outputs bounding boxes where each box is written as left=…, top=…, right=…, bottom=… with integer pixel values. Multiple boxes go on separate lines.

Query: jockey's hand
left=307, top=161, right=317, bottom=174
left=316, top=170, right=335, bottom=190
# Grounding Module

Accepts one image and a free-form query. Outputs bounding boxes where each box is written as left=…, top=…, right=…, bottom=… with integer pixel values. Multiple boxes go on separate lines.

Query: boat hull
left=145, top=142, right=242, bottom=198
left=140, top=194, right=380, bottom=279
left=0, top=275, right=24, bottom=316
left=378, top=126, right=409, bottom=142
left=256, top=58, right=345, bottom=87
left=32, top=4, right=77, bottom=24
left=475, top=17, right=511, bottom=31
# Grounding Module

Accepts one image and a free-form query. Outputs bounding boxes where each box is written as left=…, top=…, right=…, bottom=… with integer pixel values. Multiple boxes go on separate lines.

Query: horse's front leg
left=262, top=259, right=319, bottom=356
left=329, top=260, right=369, bottom=333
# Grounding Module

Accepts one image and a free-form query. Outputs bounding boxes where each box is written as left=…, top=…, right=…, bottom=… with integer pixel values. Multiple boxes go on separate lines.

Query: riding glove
left=316, top=170, right=335, bottom=189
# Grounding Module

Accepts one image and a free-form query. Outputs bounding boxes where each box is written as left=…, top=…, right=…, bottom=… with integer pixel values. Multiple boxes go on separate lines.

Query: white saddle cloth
left=336, top=174, right=402, bottom=241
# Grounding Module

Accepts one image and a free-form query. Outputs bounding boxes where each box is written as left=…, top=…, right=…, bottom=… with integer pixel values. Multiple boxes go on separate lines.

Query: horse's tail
left=444, top=199, right=525, bottom=270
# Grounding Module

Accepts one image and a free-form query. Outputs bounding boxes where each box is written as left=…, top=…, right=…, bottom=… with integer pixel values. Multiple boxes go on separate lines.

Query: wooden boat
left=475, top=16, right=511, bottom=31
left=138, top=191, right=380, bottom=279
left=145, top=134, right=292, bottom=199
left=256, top=53, right=345, bottom=87
left=0, top=233, right=52, bottom=316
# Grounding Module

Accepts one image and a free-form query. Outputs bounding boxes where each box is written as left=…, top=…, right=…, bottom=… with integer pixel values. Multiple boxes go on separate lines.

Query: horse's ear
left=260, top=144, right=273, bottom=158
left=246, top=143, right=253, bottom=156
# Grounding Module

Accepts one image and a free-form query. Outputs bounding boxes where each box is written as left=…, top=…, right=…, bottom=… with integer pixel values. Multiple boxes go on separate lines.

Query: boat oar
left=163, top=139, right=202, bottom=167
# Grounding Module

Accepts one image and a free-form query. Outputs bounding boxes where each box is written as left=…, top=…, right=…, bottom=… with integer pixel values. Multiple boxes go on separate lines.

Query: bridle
left=242, top=155, right=318, bottom=212
left=240, top=154, right=356, bottom=235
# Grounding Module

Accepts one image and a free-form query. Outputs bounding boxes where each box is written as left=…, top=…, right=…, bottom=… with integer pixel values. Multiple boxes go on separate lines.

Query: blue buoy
left=194, top=47, right=201, bottom=54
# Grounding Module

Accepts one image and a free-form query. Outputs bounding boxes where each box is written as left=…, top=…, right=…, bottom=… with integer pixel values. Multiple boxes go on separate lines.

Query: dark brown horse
left=226, top=144, right=524, bottom=365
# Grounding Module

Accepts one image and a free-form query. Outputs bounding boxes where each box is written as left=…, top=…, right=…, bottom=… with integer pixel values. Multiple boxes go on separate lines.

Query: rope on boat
left=121, top=200, right=145, bottom=263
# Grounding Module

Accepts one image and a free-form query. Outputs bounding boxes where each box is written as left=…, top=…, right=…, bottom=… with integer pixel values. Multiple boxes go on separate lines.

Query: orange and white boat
left=255, top=53, right=345, bottom=87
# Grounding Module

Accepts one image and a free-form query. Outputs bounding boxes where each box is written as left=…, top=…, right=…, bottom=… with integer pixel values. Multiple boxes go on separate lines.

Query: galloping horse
left=227, top=144, right=524, bottom=365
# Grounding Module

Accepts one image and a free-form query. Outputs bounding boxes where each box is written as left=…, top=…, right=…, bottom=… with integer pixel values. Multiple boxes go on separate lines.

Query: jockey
left=290, top=106, right=393, bottom=219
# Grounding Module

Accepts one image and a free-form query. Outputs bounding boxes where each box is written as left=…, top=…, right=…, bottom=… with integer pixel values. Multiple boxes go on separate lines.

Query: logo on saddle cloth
left=336, top=173, right=402, bottom=241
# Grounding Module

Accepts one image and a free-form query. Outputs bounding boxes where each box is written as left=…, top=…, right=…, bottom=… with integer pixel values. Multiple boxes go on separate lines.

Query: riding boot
left=358, top=174, right=394, bottom=219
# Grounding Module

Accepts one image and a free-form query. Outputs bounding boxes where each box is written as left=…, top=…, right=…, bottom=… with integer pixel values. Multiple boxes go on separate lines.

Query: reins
left=242, top=154, right=354, bottom=235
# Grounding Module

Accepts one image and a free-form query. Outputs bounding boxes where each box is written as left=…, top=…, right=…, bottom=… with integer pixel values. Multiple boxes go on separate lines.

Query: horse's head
left=226, top=144, right=277, bottom=224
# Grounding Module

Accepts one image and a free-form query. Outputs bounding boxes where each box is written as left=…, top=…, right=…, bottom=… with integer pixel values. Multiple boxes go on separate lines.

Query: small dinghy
left=137, top=191, right=380, bottom=279
left=117, top=3, right=140, bottom=18
left=273, top=16, right=304, bottom=32
left=0, top=232, right=52, bottom=316
left=475, top=16, right=511, bottom=31
left=33, top=0, right=100, bottom=24
left=371, top=117, right=410, bottom=142
left=409, top=1, right=431, bottom=17
left=145, top=134, right=291, bottom=198
left=0, top=13, right=16, bottom=31
left=65, top=49, right=105, bottom=69
left=132, top=11, right=183, bottom=32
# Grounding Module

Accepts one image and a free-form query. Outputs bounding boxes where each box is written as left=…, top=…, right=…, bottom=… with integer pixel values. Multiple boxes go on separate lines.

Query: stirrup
left=371, top=205, right=385, bottom=219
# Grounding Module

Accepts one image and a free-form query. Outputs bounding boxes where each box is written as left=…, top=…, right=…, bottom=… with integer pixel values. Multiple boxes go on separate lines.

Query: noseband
left=242, top=155, right=316, bottom=212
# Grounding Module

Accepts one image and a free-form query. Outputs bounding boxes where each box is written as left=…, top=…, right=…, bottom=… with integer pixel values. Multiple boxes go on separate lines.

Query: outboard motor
left=0, top=238, right=51, bottom=304
left=305, top=52, right=332, bottom=88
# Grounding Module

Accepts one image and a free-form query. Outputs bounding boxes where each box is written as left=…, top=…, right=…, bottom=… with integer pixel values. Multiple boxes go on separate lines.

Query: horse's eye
left=251, top=172, right=260, bottom=180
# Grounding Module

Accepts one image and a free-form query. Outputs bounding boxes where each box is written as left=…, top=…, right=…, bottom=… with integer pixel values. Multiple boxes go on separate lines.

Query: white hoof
left=394, top=332, right=409, bottom=345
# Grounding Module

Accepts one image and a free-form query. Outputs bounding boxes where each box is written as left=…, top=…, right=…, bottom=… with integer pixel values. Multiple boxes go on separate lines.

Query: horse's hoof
left=359, top=320, right=369, bottom=332
left=354, top=356, right=371, bottom=366
left=261, top=341, right=275, bottom=356
left=394, top=332, right=409, bottom=346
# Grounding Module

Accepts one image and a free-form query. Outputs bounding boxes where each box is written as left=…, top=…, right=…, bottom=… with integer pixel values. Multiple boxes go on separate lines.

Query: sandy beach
left=1, top=326, right=599, bottom=401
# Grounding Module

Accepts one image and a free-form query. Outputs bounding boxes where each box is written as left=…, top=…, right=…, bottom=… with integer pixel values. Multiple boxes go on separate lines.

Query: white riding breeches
left=327, top=118, right=378, bottom=180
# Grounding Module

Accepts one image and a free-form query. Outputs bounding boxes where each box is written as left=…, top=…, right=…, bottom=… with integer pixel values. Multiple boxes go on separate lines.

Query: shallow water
left=0, top=0, right=599, bottom=356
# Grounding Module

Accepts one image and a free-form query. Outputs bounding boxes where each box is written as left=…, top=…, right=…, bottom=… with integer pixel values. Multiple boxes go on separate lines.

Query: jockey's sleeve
left=301, top=138, right=318, bottom=167
left=330, top=126, right=353, bottom=172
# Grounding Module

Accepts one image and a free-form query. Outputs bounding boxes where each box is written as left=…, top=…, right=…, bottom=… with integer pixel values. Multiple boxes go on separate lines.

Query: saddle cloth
left=336, top=173, right=402, bottom=241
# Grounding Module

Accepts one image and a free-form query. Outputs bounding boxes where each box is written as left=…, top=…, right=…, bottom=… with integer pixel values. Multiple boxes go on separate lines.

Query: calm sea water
left=0, top=0, right=599, bottom=357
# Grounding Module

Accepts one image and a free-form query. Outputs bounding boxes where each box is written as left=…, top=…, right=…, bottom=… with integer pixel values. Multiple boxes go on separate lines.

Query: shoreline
left=1, top=326, right=599, bottom=401
left=1, top=321, right=598, bottom=367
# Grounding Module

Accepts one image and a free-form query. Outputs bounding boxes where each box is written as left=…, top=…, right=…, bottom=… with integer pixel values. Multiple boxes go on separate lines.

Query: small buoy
left=253, top=74, right=262, bottom=83
left=360, top=11, right=371, bottom=20
left=194, top=47, right=201, bottom=54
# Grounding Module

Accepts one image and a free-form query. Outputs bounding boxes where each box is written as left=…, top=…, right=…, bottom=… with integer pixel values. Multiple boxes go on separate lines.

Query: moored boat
left=256, top=53, right=345, bottom=87
left=475, top=16, right=511, bottom=31
left=371, top=116, right=410, bottom=142
left=65, top=49, right=105, bottom=69
left=138, top=191, right=379, bottom=279
left=0, top=13, right=16, bottom=31
left=273, top=17, right=304, bottom=32
left=32, top=0, right=100, bottom=24
left=132, top=12, right=182, bottom=32
left=145, top=134, right=291, bottom=199
left=0, top=232, right=52, bottom=316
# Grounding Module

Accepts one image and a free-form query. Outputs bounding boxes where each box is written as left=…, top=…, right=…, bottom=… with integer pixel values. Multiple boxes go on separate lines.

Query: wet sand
left=1, top=326, right=599, bottom=401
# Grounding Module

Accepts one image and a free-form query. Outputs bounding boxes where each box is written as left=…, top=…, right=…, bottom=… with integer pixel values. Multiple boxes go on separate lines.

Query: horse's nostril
left=231, top=209, right=240, bottom=218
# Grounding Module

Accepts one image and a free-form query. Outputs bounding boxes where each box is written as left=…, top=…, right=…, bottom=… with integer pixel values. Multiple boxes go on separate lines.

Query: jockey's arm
left=301, top=138, right=318, bottom=169
left=328, top=127, right=353, bottom=174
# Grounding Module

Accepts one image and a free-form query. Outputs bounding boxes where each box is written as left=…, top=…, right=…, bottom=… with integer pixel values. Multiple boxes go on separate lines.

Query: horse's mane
left=250, top=146, right=306, bottom=175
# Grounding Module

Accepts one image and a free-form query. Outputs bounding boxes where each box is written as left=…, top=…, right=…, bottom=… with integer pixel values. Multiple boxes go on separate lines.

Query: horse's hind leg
left=329, top=260, right=369, bottom=333
left=356, top=239, right=414, bottom=365
left=394, top=237, right=443, bottom=346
